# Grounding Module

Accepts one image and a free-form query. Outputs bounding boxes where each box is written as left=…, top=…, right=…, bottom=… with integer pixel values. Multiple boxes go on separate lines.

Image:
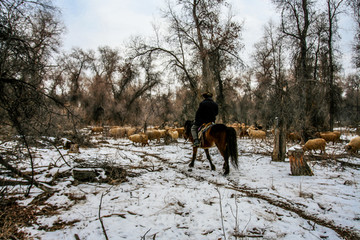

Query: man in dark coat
left=191, top=92, right=219, bottom=147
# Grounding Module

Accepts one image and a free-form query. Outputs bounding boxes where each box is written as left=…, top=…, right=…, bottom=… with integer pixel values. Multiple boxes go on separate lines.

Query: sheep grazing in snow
left=302, top=138, right=326, bottom=154
left=145, top=130, right=161, bottom=143
left=158, top=129, right=166, bottom=138
left=345, top=136, right=360, bottom=154
left=68, top=144, right=80, bottom=153
left=109, top=127, right=126, bottom=138
left=287, top=132, right=301, bottom=143
left=166, top=129, right=179, bottom=141
left=126, top=127, right=137, bottom=137
left=239, top=124, right=249, bottom=138
left=316, top=131, right=341, bottom=145
left=175, top=127, right=185, bottom=138
left=128, top=133, right=149, bottom=146
left=91, top=127, right=103, bottom=134
left=247, top=128, right=266, bottom=142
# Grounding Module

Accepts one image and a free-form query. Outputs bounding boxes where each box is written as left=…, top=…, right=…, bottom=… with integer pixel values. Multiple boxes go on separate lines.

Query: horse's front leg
left=189, top=147, right=198, bottom=168
left=204, top=149, right=216, bottom=171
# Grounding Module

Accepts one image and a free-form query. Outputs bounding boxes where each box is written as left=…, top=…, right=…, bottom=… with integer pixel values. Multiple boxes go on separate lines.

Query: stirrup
left=193, top=139, right=200, bottom=147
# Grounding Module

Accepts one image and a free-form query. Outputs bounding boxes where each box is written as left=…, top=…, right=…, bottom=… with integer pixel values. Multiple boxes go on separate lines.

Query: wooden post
left=288, top=149, right=313, bottom=176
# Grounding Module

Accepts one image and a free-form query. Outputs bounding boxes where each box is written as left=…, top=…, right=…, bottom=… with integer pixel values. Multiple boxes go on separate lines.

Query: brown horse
left=184, top=120, right=238, bottom=175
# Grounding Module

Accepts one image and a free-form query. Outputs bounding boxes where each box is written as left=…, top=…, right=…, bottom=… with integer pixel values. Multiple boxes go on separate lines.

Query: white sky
left=54, top=0, right=357, bottom=74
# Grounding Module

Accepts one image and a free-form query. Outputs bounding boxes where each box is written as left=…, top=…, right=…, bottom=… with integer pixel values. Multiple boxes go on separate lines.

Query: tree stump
left=288, top=149, right=313, bottom=176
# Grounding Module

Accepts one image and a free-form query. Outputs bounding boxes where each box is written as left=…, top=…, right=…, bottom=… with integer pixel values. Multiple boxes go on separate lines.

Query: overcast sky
left=54, top=0, right=357, bottom=74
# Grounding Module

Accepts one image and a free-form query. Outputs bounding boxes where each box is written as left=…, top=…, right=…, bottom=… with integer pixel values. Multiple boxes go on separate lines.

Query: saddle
left=197, top=122, right=215, bottom=146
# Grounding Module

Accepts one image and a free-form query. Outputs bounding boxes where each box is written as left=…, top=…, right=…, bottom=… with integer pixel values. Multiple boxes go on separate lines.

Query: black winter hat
left=202, top=92, right=213, bottom=98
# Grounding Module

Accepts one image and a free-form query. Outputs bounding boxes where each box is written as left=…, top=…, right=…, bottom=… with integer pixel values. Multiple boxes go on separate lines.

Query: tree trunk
left=288, top=149, right=314, bottom=176
left=272, top=117, right=286, bottom=162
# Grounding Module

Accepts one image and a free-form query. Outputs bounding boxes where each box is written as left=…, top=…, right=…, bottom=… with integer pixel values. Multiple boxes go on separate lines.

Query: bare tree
left=253, top=21, right=288, bottom=161
left=57, top=48, right=94, bottom=104
left=341, top=74, right=360, bottom=125
left=132, top=0, right=243, bottom=122
left=273, top=0, right=318, bottom=141
left=0, top=0, right=64, bottom=195
left=325, top=0, right=345, bottom=130
left=347, top=0, right=360, bottom=69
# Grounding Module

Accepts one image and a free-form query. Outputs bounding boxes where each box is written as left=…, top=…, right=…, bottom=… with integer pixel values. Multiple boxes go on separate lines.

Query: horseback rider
left=191, top=92, right=219, bottom=147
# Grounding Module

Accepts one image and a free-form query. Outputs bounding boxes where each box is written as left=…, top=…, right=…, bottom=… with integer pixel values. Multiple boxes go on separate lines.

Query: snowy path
left=115, top=144, right=360, bottom=239
left=10, top=137, right=359, bottom=239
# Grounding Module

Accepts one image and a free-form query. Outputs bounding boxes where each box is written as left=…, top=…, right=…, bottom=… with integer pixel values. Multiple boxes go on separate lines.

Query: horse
left=184, top=120, right=238, bottom=175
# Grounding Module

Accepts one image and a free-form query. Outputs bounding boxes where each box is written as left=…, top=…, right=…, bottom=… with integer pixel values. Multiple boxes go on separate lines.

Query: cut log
left=73, top=168, right=102, bottom=182
left=288, top=149, right=313, bottom=176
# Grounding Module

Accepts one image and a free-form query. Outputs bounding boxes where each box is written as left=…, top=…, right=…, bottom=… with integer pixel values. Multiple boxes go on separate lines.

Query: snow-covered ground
left=1, top=133, right=360, bottom=239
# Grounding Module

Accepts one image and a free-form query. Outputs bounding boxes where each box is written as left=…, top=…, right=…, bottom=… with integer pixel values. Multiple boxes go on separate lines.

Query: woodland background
left=1, top=0, right=359, bottom=139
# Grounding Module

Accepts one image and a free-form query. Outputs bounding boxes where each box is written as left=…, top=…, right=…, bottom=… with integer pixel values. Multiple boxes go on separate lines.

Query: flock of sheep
left=91, top=126, right=184, bottom=146
left=229, top=123, right=360, bottom=154
left=90, top=123, right=360, bottom=154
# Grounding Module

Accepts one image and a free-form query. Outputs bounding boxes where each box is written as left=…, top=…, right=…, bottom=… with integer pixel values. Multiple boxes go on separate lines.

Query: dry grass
left=0, top=198, right=37, bottom=240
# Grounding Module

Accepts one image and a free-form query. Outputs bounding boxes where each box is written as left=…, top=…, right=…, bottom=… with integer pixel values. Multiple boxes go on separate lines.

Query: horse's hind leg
left=204, top=149, right=216, bottom=171
left=189, top=147, right=198, bottom=168
left=215, top=143, right=230, bottom=175
left=223, top=156, right=230, bottom=175
left=221, top=150, right=230, bottom=175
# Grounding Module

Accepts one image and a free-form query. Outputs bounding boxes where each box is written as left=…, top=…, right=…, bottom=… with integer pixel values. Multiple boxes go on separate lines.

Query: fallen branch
left=0, top=179, right=29, bottom=186
left=0, top=156, right=53, bottom=193
left=102, top=213, right=126, bottom=219
left=225, top=184, right=360, bottom=240
left=305, top=154, right=360, bottom=168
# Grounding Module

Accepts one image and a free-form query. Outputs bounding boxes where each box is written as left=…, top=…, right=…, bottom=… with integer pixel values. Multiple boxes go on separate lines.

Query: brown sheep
left=247, top=128, right=266, bottom=142
left=146, top=130, right=161, bottom=143
left=109, top=127, right=126, bottom=138
left=287, top=132, right=301, bottom=143
left=175, top=127, right=185, bottom=138
left=166, top=129, right=179, bottom=141
left=91, top=127, right=103, bottom=134
left=126, top=127, right=137, bottom=137
left=68, top=144, right=80, bottom=153
left=239, top=125, right=249, bottom=138
left=303, top=138, right=326, bottom=154
left=158, top=129, right=166, bottom=138
left=128, top=133, right=149, bottom=146
left=345, top=136, right=360, bottom=154
left=316, top=131, right=341, bottom=145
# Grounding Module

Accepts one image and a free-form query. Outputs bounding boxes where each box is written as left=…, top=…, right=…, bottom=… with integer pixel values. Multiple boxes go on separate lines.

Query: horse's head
left=183, top=120, right=193, bottom=140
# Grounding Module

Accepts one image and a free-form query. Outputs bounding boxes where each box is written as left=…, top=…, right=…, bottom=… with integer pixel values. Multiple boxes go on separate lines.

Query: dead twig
left=141, top=228, right=151, bottom=240
left=98, top=186, right=113, bottom=240
left=216, top=187, right=227, bottom=240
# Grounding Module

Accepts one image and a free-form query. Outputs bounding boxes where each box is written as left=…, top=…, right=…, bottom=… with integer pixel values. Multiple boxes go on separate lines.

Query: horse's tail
left=226, top=127, right=238, bottom=169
